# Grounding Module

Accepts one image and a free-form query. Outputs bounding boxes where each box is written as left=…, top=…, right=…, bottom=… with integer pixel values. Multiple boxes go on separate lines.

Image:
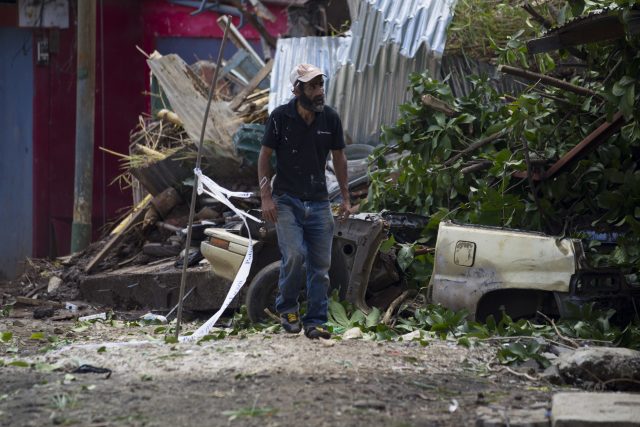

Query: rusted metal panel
left=527, top=9, right=639, bottom=54
left=430, top=222, right=576, bottom=316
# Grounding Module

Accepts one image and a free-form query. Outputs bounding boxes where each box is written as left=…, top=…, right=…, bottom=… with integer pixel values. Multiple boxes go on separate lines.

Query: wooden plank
left=512, top=112, right=624, bottom=181
left=85, top=196, right=152, bottom=274
left=15, top=297, right=65, bottom=309
left=229, top=59, right=273, bottom=111
left=146, top=54, right=243, bottom=179
left=544, top=112, right=624, bottom=179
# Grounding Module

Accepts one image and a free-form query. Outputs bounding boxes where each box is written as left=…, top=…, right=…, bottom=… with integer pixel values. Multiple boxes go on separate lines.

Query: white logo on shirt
left=317, top=130, right=331, bottom=135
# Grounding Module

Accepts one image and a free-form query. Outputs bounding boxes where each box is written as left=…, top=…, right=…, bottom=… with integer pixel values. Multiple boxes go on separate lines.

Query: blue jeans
left=274, top=193, right=334, bottom=327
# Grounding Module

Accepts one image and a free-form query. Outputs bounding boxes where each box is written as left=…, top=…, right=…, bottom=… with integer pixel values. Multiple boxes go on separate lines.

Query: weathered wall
left=0, top=27, right=33, bottom=279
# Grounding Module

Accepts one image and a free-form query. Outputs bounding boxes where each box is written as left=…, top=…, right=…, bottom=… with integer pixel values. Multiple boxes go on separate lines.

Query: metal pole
left=175, top=19, right=231, bottom=339
left=71, top=0, right=97, bottom=253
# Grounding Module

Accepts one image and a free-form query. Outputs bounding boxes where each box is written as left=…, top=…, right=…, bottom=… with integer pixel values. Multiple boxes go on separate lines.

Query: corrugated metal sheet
left=440, top=55, right=523, bottom=99
left=269, top=0, right=457, bottom=144
left=268, top=36, right=350, bottom=114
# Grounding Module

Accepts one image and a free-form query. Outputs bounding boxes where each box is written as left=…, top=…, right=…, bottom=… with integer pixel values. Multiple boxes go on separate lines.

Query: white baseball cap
left=289, top=63, right=326, bottom=86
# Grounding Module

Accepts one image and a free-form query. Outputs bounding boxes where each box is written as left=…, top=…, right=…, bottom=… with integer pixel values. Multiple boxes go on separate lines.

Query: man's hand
left=261, top=195, right=278, bottom=223
left=337, top=198, right=351, bottom=222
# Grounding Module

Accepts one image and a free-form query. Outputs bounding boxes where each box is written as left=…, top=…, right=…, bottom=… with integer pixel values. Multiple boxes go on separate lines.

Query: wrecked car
left=429, top=221, right=640, bottom=322
left=201, top=211, right=428, bottom=322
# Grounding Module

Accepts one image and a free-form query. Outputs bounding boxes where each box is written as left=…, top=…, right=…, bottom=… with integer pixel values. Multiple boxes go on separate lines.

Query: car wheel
left=245, top=261, right=307, bottom=323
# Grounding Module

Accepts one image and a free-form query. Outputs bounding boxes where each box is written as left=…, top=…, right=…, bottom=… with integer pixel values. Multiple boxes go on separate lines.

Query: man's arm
left=331, top=148, right=351, bottom=221
left=258, top=145, right=277, bottom=223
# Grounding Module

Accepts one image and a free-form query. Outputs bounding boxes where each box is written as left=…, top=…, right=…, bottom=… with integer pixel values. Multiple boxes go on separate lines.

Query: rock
left=400, top=330, right=422, bottom=341
left=553, top=347, right=640, bottom=391
left=475, top=405, right=550, bottom=427
left=540, top=364, right=562, bottom=384
left=552, top=392, right=640, bottom=426
left=352, top=400, right=386, bottom=410
left=342, top=327, right=363, bottom=340
left=33, top=306, right=54, bottom=319
left=47, top=276, right=63, bottom=293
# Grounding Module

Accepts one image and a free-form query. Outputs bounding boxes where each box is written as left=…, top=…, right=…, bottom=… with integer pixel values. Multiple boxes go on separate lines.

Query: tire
left=246, top=261, right=307, bottom=323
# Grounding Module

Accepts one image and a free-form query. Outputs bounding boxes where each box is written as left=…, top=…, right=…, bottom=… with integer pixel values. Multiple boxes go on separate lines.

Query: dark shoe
left=280, top=312, right=302, bottom=333
left=304, top=325, right=331, bottom=340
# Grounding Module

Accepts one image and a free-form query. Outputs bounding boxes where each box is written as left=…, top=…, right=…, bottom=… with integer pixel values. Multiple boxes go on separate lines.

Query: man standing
left=258, top=63, right=350, bottom=339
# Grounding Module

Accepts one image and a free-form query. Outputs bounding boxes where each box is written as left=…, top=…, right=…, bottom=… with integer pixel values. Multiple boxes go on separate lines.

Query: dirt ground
left=0, top=307, right=565, bottom=427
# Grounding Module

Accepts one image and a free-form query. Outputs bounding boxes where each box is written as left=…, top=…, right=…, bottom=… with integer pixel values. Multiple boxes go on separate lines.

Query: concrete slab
left=79, top=260, right=241, bottom=311
left=476, top=405, right=550, bottom=427
left=552, top=392, right=640, bottom=427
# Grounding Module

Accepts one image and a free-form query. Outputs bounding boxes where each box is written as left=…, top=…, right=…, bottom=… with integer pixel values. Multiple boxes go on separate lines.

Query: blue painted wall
left=0, top=28, right=33, bottom=280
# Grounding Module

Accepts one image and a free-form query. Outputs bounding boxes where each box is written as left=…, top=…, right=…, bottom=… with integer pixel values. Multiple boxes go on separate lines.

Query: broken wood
left=134, top=144, right=166, bottom=160
left=421, top=94, right=458, bottom=117
left=513, top=111, right=625, bottom=181
left=217, top=14, right=266, bottom=67
left=382, top=290, right=415, bottom=325
left=443, top=131, right=505, bottom=167
left=15, top=297, right=65, bottom=309
left=24, top=283, right=47, bottom=298
left=460, top=160, right=492, bottom=175
left=86, top=196, right=152, bottom=274
left=229, top=59, right=274, bottom=111
left=112, top=194, right=152, bottom=235
left=499, top=65, right=600, bottom=98
left=146, top=54, right=245, bottom=179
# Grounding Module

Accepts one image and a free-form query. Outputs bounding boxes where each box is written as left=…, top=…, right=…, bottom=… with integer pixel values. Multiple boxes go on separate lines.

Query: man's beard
left=299, top=91, right=325, bottom=113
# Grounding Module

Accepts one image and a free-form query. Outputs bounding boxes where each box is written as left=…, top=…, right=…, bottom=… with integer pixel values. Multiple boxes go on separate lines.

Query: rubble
left=544, top=347, right=640, bottom=391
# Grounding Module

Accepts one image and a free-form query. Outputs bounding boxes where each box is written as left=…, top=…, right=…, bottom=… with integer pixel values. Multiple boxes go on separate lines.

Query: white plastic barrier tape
left=179, top=168, right=261, bottom=343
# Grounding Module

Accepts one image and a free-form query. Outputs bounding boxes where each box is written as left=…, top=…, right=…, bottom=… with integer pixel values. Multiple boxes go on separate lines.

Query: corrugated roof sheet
left=440, top=55, right=523, bottom=99
left=268, top=36, right=351, bottom=114
left=268, top=0, right=457, bottom=144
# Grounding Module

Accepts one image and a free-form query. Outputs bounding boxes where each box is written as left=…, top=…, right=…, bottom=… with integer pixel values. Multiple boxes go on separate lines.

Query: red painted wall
left=32, top=1, right=287, bottom=257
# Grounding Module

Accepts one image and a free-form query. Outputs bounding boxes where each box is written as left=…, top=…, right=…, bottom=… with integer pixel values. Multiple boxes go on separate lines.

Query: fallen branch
left=502, top=365, right=539, bottom=381
left=460, top=160, right=492, bottom=174
left=263, top=308, right=280, bottom=323
left=536, top=311, right=579, bottom=349
left=479, top=335, right=574, bottom=350
left=383, top=290, right=415, bottom=325
left=443, top=131, right=505, bottom=167
left=499, top=65, right=600, bottom=98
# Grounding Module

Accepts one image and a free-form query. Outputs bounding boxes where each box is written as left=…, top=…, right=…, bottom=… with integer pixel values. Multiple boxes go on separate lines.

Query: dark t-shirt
left=261, top=97, right=345, bottom=201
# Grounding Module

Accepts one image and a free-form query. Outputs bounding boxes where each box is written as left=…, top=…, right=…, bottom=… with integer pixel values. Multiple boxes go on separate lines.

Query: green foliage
left=445, top=0, right=565, bottom=61
left=397, top=305, right=469, bottom=339
left=326, top=293, right=392, bottom=339
left=497, top=340, right=550, bottom=368
left=0, top=303, right=13, bottom=318
left=50, top=393, right=78, bottom=411
left=366, top=0, right=640, bottom=271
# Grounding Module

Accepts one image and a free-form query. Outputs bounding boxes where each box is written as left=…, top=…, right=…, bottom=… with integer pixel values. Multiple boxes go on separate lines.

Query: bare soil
left=0, top=310, right=560, bottom=427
